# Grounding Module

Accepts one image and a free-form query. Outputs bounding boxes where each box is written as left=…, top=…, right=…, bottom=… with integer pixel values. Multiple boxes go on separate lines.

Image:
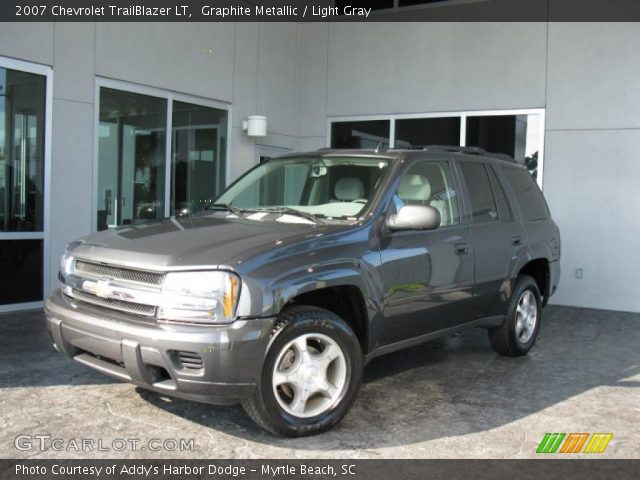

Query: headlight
left=157, top=271, right=240, bottom=324
left=59, top=249, right=75, bottom=278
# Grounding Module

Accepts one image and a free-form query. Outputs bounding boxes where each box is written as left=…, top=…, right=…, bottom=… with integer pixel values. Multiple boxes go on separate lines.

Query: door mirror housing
left=387, top=205, right=441, bottom=232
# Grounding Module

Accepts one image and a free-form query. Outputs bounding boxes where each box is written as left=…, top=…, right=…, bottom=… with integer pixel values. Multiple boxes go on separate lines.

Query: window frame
left=92, top=78, right=232, bottom=232
left=327, top=108, right=546, bottom=189
left=0, top=55, right=52, bottom=313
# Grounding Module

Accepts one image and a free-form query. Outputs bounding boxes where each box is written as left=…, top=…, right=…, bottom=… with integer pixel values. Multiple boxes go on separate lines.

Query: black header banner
left=3, top=0, right=640, bottom=22
left=1, top=459, right=640, bottom=480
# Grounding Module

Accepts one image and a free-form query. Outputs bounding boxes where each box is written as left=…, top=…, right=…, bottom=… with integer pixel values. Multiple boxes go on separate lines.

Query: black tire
left=241, top=305, right=363, bottom=437
left=488, top=275, right=542, bottom=357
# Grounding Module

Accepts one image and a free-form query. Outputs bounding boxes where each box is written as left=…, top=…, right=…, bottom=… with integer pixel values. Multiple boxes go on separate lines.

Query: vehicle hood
left=69, top=214, right=338, bottom=271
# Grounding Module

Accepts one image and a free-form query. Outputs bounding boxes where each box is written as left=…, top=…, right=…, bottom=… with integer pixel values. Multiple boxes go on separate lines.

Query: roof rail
left=422, top=145, right=486, bottom=155
left=422, top=145, right=518, bottom=163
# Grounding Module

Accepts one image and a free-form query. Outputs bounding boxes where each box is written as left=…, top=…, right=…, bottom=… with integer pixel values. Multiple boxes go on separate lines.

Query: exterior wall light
left=242, top=115, right=268, bottom=137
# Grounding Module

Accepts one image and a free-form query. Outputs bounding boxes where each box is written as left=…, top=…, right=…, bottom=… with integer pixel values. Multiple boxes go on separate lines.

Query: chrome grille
left=71, top=288, right=156, bottom=317
left=75, top=260, right=164, bottom=286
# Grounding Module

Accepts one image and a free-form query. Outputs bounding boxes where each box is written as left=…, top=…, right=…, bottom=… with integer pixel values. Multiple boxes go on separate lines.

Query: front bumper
left=44, top=289, right=275, bottom=405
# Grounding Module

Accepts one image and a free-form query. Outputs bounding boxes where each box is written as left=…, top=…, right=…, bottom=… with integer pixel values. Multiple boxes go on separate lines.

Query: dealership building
left=0, top=16, right=638, bottom=314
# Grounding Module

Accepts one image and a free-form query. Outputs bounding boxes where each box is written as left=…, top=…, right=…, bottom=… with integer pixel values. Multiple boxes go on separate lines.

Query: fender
left=238, top=259, right=384, bottom=352
left=267, top=259, right=381, bottom=317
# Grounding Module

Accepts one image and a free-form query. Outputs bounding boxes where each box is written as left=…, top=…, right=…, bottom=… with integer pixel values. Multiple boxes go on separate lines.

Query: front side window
left=394, top=161, right=460, bottom=226
left=459, top=162, right=498, bottom=223
left=216, top=157, right=390, bottom=220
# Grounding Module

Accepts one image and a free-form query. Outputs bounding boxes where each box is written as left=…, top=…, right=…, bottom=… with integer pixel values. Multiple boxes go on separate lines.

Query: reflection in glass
left=0, top=68, right=45, bottom=232
left=331, top=120, right=391, bottom=149
left=172, top=101, right=227, bottom=217
left=97, top=88, right=166, bottom=230
left=395, top=117, right=461, bottom=148
left=466, top=114, right=541, bottom=180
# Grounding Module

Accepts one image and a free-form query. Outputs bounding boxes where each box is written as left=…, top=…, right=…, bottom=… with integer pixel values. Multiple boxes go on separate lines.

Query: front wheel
left=241, top=305, right=363, bottom=437
left=488, top=275, right=542, bottom=357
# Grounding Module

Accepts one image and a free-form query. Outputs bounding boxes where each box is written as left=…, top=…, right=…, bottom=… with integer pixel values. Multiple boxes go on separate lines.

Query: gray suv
left=45, top=146, right=560, bottom=437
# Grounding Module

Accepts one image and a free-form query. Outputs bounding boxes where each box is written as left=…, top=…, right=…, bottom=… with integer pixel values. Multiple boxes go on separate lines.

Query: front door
left=379, top=159, right=475, bottom=347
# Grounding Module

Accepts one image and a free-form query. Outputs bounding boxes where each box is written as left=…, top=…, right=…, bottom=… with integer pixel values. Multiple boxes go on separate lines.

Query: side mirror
left=386, top=205, right=441, bottom=232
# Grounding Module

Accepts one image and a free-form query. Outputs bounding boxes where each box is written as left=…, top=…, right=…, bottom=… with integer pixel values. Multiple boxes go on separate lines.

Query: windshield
left=215, top=156, right=390, bottom=219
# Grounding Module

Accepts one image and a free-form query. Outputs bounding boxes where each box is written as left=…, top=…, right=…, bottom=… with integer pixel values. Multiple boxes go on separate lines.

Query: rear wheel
left=242, top=305, right=362, bottom=436
left=489, top=275, right=542, bottom=356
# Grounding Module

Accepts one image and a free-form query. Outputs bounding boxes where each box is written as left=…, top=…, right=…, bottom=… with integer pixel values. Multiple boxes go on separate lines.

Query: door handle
left=511, top=235, right=523, bottom=246
left=454, top=243, right=469, bottom=255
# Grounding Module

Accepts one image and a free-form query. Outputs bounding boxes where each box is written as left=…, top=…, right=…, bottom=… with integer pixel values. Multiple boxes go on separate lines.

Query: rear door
left=456, top=159, right=525, bottom=319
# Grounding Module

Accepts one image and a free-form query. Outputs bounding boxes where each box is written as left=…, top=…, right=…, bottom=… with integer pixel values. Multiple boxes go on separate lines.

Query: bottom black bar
left=1, top=460, right=639, bottom=480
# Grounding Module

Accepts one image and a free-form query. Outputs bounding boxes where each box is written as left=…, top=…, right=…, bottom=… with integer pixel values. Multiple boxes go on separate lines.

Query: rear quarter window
left=501, top=167, right=550, bottom=221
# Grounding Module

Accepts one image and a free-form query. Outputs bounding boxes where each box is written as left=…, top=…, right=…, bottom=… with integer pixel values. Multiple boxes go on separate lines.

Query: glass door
left=0, top=64, right=48, bottom=308
left=171, top=101, right=227, bottom=217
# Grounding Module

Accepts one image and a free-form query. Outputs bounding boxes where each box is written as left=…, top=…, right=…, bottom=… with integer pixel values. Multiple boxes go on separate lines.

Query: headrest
left=335, top=177, right=365, bottom=201
left=398, top=174, right=431, bottom=201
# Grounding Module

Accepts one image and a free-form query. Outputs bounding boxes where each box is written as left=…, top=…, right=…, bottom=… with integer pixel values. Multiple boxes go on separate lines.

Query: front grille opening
left=71, top=288, right=156, bottom=317
left=173, top=351, right=204, bottom=370
left=75, top=260, right=164, bottom=286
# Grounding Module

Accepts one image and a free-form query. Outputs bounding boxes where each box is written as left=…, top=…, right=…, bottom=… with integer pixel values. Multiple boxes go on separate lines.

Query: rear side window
left=501, top=167, right=550, bottom=221
left=459, top=162, right=498, bottom=223
left=487, top=166, right=512, bottom=221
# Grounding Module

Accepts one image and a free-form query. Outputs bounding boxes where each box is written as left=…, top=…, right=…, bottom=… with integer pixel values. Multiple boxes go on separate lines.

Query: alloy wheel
left=272, top=333, right=348, bottom=418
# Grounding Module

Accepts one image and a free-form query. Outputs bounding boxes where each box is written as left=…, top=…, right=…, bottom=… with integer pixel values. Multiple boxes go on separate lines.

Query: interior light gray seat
left=335, top=177, right=365, bottom=201
left=398, top=174, right=431, bottom=203
left=398, top=174, right=450, bottom=226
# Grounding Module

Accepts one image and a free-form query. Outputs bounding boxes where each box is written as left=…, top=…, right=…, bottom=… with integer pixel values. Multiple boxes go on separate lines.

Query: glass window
left=395, top=117, right=460, bottom=148
left=466, top=114, right=541, bottom=180
left=331, top=120, right=391, bottom=149
left=501, top=166, right=550, bottom=221
left=172, top=101, right=227, bottom=217
left=0, top=239, right=43, bottom=305
left=216, top=157, right=389, bottom=220
left=487, top=165, right=512, bottom=221
left=395, top=161, right=460, bottom=226
left=0, top=68, right=46, bottom=232
left=459, top=162, right=498, bottom=223
left=97, top=88, right=167, bottom=230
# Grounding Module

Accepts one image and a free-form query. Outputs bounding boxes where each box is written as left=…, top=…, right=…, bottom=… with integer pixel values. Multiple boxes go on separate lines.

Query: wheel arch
left=266, top=263, right=380, bottom=355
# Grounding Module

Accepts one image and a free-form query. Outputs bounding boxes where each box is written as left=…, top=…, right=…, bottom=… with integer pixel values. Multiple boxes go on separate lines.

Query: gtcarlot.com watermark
left=15, top=434, right=196, bottom=452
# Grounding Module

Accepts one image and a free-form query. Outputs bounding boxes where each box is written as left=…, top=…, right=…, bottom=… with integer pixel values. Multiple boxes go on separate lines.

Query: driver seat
left=334, top=177, right=365, bottom=201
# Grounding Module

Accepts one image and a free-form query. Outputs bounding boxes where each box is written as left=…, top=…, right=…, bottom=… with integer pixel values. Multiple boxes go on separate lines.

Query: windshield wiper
left=260, top=207, right=324, bottom=225
left=206, top=203, right=245, bottom=217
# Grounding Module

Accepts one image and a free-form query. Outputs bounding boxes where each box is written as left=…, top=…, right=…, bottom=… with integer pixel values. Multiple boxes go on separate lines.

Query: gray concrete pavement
left=1, top=305, right=638, bottom=458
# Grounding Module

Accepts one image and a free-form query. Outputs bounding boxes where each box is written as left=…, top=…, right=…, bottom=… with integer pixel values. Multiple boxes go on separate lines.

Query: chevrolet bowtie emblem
left=82, top=279, right=111, bottom=298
